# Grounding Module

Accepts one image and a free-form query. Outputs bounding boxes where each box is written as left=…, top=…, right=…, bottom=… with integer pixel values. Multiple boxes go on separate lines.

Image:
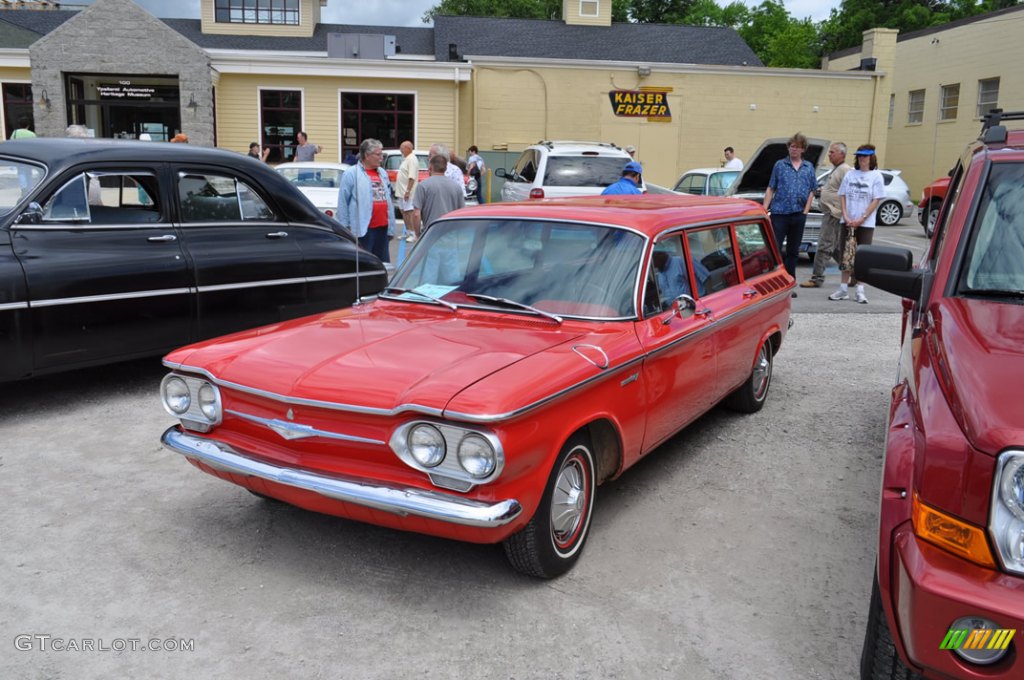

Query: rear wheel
left=724, top=339, right=773, bottom=413
left=503, top=434, right=596, bottom=578
left=876, top=200, right=903, bottom=227
left=860, top=573, right=925, bottom=679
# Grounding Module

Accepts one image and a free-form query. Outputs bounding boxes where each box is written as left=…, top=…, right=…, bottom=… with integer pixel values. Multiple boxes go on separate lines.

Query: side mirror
left=854, top=245, right=923, bottom=299
left=15, top=201, right=43, bottom=225
left=662, top=294, right=697, bottom=324
left=494, top=168, right=509, bottom=179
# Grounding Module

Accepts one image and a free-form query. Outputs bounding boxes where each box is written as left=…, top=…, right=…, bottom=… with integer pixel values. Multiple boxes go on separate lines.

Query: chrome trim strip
left=306, top=271, right=387, bottom=283
left=197, top=277, right=305, bottom=293
left=31, top=287, right=192, bottom=308
left=227, top=409, right=385, bottom=445
left=163, top=361, right=446, bottom=418
left=13, top=223, right=171, bottom=231
left=0, top=301, right=29, bottom=311
left=161, top=427, right=522, bottom=528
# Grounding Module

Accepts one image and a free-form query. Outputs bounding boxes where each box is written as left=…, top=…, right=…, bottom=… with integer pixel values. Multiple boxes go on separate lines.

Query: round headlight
left=198, top=383, right=219, bottom=420
left=457, top=434, right=496, bottom=478
left=1000, top=457, right=1024, bottom=519
left=163, top=376, right=191, bottom=414
left=947, top=616, right=1012, bottom=666
left=408, top=424, right=446, bottom=468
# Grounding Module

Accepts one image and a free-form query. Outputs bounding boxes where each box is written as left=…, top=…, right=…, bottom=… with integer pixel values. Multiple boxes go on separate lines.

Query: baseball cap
left=624, top=160, right=643, bottom=174
left=625, top=145, right=637, bottom=154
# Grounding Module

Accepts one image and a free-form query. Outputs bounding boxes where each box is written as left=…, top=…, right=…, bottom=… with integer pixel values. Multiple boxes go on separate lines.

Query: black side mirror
left=15, top=201, right=43, bottom=225
left=854, top=245, right=923, bottom=299
left=494, top=168, right=509, bottom=179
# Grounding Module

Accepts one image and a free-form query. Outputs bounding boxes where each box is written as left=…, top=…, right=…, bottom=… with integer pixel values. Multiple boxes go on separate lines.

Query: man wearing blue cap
left=602, top=160, right=643, bottom=195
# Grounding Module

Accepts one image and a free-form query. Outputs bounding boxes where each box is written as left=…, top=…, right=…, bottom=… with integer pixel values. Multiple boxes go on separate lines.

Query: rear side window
left=735, top=222, right=776, bottom=278
left=543, top=156, right=628, bottom=187
left=513, top=151, right=538, bottom=183
left=675, top=174, right=705, bottom=195
left=178, top=172, right=276, bottom=223
left=959, top=162, right=1024, bottom=295
left=687, top=226, right=738, bottom=295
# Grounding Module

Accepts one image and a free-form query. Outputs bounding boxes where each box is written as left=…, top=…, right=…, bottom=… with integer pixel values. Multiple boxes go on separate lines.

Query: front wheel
left=724, top=339, right=773, bottom=413
left=503, top=434, right=596, bottom=578
left=860, top=573, right=924, bottom=679
left=924, top=200, right=941, bottom=238
left=876, top=200, right=903, bottom=227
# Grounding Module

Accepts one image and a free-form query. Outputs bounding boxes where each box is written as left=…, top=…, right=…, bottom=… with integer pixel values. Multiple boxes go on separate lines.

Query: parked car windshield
left=276, top=166, right=345, bottom=188
left=959, top=162, right=1024, bottom=296
left=543, top=156, right=630, bottom=188
left=389, top=218, right=645, bottom=319
left=0, top=159, right=45, bottom=215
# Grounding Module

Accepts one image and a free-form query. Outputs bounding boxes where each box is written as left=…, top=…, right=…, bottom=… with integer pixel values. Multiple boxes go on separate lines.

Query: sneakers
left=405, top=233, right=417, bottom=243
left=828, top=289, right=849, bottom=301
left=800, top=280, right=822, bottom=288
left=855, top=290, right=868, bottom=304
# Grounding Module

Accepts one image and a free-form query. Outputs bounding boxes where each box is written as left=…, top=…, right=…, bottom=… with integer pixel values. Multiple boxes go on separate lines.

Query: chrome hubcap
left=551, top=458, right=586, bottom=545
left=752, top=345, right=771, bottom=400
left=880, top=203, right=900, bottom=225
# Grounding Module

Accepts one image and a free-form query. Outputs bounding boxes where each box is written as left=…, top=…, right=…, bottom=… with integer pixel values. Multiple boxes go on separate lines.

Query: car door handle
left=695, top=308, right=713, bottom=319
left=147, top=234, right=177, bottom=242
left=743, top=289, right=758, bottom=299
left=266, top=231, right=288, bottom=239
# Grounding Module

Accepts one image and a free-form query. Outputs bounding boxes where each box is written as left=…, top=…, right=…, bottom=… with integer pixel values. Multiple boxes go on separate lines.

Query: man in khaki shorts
left=801, top=142, right=850, bottom=288
left=396, top=141, right=421, bottom=242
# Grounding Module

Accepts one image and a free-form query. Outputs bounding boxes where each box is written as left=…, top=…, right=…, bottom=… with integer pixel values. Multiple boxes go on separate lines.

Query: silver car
left=813, top=168, right=914, bottom=227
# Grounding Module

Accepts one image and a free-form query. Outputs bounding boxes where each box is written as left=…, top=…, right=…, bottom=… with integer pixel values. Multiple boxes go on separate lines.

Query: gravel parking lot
left=1, top=307, right=900, bottom=679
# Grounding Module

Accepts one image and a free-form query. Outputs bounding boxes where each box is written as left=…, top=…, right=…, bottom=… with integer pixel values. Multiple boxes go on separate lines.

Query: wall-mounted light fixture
left=637, top=65, right=651, bottom=77
left=36, top=88, right=51, bottom=111
left=186, top=93, right=198, bottom=114
left=749, top=103, right=757, bottom=111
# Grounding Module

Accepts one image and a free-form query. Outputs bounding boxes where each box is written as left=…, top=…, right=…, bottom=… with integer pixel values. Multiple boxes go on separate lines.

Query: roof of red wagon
left=442, top=194, right=767, bottom=238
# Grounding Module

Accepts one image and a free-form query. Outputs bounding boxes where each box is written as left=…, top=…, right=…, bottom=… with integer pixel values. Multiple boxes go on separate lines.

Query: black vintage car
left=0, top=138, right=386, bottom=381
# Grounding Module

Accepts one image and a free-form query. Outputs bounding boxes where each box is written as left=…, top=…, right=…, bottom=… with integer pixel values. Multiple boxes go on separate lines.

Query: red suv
left=856, top=110, right=1024, bottom=679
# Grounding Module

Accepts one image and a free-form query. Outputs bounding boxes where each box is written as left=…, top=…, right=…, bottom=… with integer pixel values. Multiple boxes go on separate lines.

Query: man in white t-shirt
left=723, top=146, right=743, bottom=170
left=395, top=141, right=421, bottom=242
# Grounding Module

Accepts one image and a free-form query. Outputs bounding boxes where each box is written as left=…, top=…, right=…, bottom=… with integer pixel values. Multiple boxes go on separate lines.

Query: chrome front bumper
left=161, top=427, right=522, bottom=528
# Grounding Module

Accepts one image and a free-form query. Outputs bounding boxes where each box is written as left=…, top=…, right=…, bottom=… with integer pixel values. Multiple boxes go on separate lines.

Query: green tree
left=423, top=0, right=562, bottom=23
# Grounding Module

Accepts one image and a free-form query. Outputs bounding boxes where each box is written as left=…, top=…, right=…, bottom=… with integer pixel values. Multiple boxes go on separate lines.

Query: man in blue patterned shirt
left=763, top=132, right=817, bottom=286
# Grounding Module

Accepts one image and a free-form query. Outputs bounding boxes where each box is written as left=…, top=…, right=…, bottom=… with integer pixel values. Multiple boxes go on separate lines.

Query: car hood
left=730, top=136, right=830, bottom=195
left=932, top=298, right=1024, bottom=454
left=166, top=303, right=586, bottom=413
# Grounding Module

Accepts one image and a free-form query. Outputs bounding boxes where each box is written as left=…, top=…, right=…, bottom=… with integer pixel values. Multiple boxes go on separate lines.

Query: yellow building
left=0, top=0, right=956, bottom=191
left=824, top=5, right=1024, bottom=196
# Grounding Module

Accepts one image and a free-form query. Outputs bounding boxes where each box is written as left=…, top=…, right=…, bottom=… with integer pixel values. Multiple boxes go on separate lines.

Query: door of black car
left=11, top=167, right=192, bottom=371
left=173, top=168, right=306, bottom=339
left=290, top=221, right=387, bottom=311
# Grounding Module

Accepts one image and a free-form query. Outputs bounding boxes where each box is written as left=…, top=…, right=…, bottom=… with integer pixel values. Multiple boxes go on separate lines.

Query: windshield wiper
left=381, top=286, right=457, bottom=311
left=465, top=293, right=563, bottom=324
left=965, top=288, right=1024, bottom=299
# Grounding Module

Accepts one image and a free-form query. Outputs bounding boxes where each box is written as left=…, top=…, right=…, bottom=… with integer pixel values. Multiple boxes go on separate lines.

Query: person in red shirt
left=336, top=138, right=395, bottom=263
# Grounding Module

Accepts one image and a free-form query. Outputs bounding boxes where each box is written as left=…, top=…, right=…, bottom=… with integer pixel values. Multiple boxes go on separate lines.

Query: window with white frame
left=977, top=78, right=999, bottom=118
left=580, top=1, right=599, bottom=17
left=215, top=0, right=299, bottom=26
left=939, top=84, right=959, bottom=121
left=907, top=89, right=925, bottom=124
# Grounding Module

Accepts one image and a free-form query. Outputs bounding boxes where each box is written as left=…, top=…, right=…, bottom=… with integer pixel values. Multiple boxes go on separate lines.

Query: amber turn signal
left=912, top=493, right=996, bottom=569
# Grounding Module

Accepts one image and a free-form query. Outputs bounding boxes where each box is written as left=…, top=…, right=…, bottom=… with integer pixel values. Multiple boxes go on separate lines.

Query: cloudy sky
left=75, top=0, right=843, bottom=25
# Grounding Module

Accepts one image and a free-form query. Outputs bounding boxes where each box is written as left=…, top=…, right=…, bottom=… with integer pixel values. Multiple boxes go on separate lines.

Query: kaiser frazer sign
left=609, top=88, right=672, bottom=121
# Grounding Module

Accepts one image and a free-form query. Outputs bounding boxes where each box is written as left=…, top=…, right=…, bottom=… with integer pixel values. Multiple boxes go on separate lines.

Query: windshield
left=543, top=156, right=631, bottom=188
left=960, top=162, right=1024, bottom=295
left=389, top=218, right=645, bottom=319
left=0, top=159, right=45, bottom=215
left=276, top=166, right=345, bottom=188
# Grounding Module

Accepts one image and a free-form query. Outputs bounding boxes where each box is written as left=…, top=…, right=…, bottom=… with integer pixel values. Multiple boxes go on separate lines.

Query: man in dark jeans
left=762, top=132, right=817, bottom=294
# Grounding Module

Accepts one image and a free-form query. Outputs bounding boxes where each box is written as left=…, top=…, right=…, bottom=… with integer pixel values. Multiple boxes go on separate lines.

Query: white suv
left=495, top=141, right=634, bottom=201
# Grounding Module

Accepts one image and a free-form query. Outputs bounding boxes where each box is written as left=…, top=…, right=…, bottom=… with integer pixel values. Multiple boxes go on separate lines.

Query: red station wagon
left=857, top=111, right=1024, bottom=678
left=159, top=195, right=793, bottom=577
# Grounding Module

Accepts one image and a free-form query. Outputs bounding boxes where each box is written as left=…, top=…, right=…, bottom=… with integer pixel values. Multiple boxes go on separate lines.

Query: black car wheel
left=876, top=200, right=903, bottom=227
left=503, top=433, right=596, bottom=578
left=924, top=200, right=941, bottom=238
left=861, top=572, right=925, bottom=679
left=724, top=339, right=773, bottom=413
